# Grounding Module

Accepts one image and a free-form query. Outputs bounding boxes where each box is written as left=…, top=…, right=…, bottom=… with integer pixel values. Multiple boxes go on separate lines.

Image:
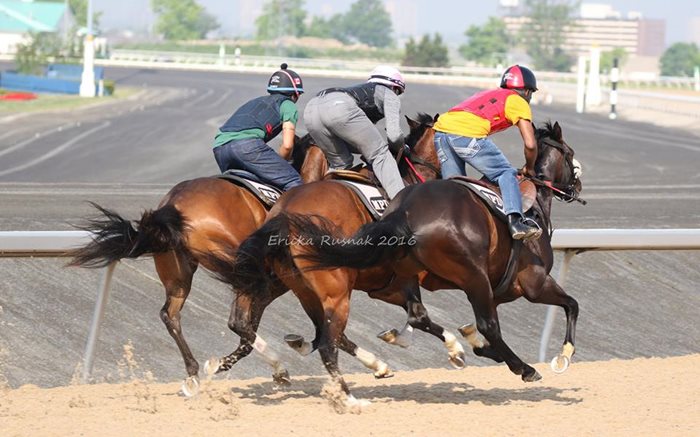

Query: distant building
left=0, top=0, right=74, bottom=54
left=502, top=2, right=666, bottom=57
left=691, top=17, right=700, bottom=46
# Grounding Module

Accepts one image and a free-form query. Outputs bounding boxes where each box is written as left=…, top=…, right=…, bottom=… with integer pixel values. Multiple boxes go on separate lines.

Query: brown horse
left=205, top=114, right=469, bottom=408
left=68, top=135, right=329, bottom=395
left=283, top=121, right=583, bottom=390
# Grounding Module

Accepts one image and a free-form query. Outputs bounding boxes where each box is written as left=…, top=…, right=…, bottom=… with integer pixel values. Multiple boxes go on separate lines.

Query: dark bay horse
left=68, top=135, right=328, bottom=396
left=206, top=114, right=469, bottom=408
left=288, top=121, right=583, bottom=387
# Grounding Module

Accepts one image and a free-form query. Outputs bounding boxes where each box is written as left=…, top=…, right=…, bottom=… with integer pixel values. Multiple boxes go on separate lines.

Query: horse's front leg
left=524, top=274, right=579, bottom=372
left=466, top=281, right=541, bottom=382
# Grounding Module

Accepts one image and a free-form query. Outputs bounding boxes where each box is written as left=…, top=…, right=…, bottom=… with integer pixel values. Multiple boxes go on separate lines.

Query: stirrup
left=522, top=217, right=542, bottom=240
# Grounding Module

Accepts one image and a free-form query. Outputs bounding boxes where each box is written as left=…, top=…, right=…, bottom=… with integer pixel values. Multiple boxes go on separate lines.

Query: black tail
left=68, top=202, right=188, bottom=268
left=286, top=211, right=414, bottom=270
left=204, top=214, right=294, bottom=296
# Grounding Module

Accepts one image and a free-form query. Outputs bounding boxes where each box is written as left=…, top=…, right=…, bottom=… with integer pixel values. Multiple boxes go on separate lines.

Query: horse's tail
left=288, top=211, right=414, bottom=270
left=204, top=214, right=294, bottom=296
left=68, top=202, right=188, bottom=268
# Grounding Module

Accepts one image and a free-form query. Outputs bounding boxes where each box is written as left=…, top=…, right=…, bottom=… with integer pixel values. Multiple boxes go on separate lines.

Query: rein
left=526, top=176, right=587, bottom=205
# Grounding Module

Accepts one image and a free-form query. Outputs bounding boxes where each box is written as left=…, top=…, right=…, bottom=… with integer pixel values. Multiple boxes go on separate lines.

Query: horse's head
left=534, top=121, right=583, bottom=203
left=398, top=113, right=441, bottom=183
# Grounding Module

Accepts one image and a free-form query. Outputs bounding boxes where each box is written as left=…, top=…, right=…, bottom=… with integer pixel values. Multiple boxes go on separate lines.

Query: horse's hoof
left=522, top=369, right=542, bottom=382
left=458, top=323, right=476, bottom=338
left=204, top=357, right=222, bottom=376
left=551, top=354, right=570, bottom=373
left=373, top=362, right=394, bottom=379
left=181, top=375, right=200, bottom=397
left=284, top=334, right=304, bottom=349
left=458, top=323, right=485, bottom=349
left=449, top=352, right=466, bottom=369
left=345, top=395, right=371, bottom=412
left=377, top=328, right=399, bottom=345
left=273, top=370, right=292, bottom=386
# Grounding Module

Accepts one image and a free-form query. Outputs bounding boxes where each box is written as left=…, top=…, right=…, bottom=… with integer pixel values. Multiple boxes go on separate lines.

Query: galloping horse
left=289, top=121, right=584, bottom=386
left=69, top=135, right=328, bottom=395
left=206, top=114, right=468, bottom=407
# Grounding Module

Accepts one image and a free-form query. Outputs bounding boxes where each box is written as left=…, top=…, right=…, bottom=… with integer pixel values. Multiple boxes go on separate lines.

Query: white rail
left=1, top=229, right=699, bottom=379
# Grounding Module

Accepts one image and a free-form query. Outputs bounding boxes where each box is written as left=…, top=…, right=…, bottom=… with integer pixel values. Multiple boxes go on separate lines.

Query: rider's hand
left=520, top=166, right=536, bottom=178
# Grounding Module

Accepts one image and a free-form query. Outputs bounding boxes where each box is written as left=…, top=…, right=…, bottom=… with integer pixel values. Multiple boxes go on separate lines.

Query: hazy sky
left=95, top=0, right=700, bottom=47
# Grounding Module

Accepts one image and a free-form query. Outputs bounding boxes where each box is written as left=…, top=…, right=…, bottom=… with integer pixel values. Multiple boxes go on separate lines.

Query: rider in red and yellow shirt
left=433, top=65, right=541, bottom=240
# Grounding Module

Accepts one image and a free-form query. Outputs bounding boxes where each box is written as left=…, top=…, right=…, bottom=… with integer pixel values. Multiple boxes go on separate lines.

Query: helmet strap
left=278, top=69, right=299, bottom=97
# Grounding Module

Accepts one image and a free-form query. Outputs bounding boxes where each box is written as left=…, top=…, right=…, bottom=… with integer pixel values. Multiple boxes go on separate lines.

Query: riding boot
left=507, top=214, right=541, bottom=240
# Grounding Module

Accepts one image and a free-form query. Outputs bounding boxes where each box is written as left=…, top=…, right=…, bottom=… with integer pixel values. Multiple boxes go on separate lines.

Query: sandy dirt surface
left=1, top=354, right=698, bottom=437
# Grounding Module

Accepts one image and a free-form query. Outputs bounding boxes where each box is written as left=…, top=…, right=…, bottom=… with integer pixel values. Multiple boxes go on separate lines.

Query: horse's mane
left=535, top=121, right=556, bottom=141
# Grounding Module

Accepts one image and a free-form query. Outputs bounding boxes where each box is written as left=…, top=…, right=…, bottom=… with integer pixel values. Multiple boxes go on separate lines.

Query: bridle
left=529, top=136, right=586, bottom=205
left=394, top=122, right=442, bottom=184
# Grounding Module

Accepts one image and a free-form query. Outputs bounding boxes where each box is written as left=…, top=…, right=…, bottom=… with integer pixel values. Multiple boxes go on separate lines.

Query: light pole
left=79, top=0, right=96, bottom=97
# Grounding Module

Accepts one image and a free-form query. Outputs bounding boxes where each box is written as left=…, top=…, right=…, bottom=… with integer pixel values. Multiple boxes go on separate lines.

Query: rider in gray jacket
left=303, top=66, right=407, bottom=199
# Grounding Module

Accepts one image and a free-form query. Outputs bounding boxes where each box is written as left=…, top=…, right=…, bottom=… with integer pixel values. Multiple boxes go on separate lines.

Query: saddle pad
left=324, top=168, right=373, bottom=184
left=333, top=180, right=388, bottom=221
left=451, top=177, right=535, bottom=215
left=449, top=179, right=533, bottom=222
left=217, top=174, right=282, bottom=209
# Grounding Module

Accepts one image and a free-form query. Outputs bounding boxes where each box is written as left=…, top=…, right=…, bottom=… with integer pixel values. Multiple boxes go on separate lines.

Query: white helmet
left=368, top=65, right=406, bottom=95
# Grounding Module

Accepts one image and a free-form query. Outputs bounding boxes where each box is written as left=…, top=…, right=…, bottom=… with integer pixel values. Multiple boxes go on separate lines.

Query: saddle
left=450, top=176, right=536, bottom=221
left=218, top=170, right=283, bottom=209
left=323, top=169, right=388, bottom=220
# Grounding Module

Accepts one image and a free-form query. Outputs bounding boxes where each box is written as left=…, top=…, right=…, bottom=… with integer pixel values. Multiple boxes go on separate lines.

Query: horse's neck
left=300, top=146, right=328, bottom=183
left=534, top=188, right=555, bottom=236
left=406, top=128, right=440, bottom=183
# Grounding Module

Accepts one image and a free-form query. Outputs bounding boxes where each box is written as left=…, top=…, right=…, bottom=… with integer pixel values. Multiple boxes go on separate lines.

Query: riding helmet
left=368, top=65, right=406, bottom=95
left=267, top=63, right=304, bottom=96
left=500, top=65, right=538, bottom=91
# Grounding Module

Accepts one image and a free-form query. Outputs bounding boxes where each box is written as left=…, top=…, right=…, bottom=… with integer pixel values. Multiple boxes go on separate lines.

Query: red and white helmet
left=368, top=65, right=406, bottom=95
left=500, top=65, right=538, bottom=91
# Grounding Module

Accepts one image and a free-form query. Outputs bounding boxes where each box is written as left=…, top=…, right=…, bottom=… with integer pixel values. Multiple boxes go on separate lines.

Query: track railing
left=1, top=229, right=700, bottom=380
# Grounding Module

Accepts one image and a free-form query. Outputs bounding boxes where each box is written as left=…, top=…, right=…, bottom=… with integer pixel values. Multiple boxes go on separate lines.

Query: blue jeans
left=213, top=138, right=302, bottom=191
left=434, top=131, right=522, bottom=216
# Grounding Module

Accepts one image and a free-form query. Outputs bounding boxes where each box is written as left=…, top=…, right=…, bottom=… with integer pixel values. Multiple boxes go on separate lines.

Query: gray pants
left=303, top=93, right=405, bottom=199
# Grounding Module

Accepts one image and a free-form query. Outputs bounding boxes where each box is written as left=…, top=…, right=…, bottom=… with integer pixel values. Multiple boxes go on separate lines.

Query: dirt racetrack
left=1, top=354, right=697, bottom=436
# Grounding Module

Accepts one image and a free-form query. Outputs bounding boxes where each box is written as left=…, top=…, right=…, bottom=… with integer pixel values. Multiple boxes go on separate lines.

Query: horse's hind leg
left=208, top=285, right=290, bottom=384
left=464, top=277, right=541, bottom=382
left=369, top=281, right=466, bottom=369
left=285, top=285, right=393, bottom=378
left=524, top=274, right=579, bottom=372
left=154, top=251, right=199, bottom=395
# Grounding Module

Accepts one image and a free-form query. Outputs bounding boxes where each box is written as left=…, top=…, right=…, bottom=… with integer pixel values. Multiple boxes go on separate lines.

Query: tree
left=659, top=43, right=700, bottom=77
left=255, top=0, right=307, bottom=40
left=520, top=0, right=577, bottom=72
left=402, top=33, right=449, bottom=67
left=306, top=14, right=347, bottom=42
left=14, top=32, right=65, bottom=75
left=151, top=0, right=219, bottom=40
left=342, top=0, right=393, bottom=48
left=599, top=47, right=628, bottom=74
left=459, top=17, right=510, bottom=66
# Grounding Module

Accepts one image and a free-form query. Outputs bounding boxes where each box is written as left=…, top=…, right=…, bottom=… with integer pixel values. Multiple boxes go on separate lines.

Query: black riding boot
left=507, top=214, right=541, bottom=240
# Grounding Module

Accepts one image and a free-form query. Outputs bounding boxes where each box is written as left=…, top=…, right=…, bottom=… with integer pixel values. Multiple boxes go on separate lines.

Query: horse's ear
left=405, top=115, right=419, bottom=130
left=434, top=113, right=440, bottom=123
left=553, top=122, right=563, bottom=141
